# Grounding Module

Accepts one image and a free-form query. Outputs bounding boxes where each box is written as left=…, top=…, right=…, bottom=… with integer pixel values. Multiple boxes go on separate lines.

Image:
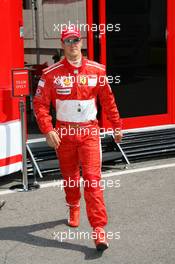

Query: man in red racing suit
left=33, top=26, right=122, bottom=251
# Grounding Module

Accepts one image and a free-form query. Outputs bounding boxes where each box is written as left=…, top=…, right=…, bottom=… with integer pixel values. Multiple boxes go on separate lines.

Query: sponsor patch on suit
left=56, top=88, right=71, bottom=95
left=38, top=79, right=45, bottom=88
left=88, top=75, right=97, bottom=87
left=54, top=76, right=73, bottom=88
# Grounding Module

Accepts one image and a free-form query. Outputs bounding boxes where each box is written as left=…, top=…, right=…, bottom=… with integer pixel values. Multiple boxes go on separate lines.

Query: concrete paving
left=0, top=159, right=175, bottom=264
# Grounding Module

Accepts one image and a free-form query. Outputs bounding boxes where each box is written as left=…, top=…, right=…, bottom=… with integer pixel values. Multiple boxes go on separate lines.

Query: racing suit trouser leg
left=56, top=138, right=81, bottom=206
left=78, top=129, right=108, bottom=228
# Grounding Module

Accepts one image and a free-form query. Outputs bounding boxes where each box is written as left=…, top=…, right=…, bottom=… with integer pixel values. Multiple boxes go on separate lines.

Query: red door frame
left=86, top=0, right=94, bottom=60
left=86, top=0, right=175, bottom=129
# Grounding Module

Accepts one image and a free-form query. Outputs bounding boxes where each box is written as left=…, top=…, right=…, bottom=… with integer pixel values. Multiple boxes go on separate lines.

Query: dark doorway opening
left=93, top=0, right=167, bottom=119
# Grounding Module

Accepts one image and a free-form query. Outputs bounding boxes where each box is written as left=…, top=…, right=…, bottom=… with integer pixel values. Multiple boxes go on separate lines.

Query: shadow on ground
left=0, top=219, right=104, bottom=260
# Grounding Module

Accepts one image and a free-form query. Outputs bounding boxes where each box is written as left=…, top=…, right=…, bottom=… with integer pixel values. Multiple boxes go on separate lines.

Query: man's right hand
left=46, top=130, right=61, bottom=149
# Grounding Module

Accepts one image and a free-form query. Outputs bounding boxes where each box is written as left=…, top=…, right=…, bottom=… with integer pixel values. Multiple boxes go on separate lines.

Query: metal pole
left=116, top=142, right=130, bottom=165
left=26, top=144, right=43, bottom=178
left=111, top=134, right=130, bottom=165
left=20, top=100, right=28, bottom=191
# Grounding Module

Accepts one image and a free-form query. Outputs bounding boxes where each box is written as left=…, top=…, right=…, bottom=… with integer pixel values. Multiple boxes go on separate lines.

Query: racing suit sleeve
left=33, top=74, right=54, bottom=134
left=97, top=73, right=122, bottom=130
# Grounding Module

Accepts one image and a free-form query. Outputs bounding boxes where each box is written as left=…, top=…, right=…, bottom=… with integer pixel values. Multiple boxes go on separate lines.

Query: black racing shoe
left=96, top=242, right=109, bottom=251
left=92, top=227, right=109, bottom=251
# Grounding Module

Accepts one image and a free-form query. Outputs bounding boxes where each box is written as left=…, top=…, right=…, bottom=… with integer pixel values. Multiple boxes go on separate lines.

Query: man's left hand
left=114, top=129, right=123, bottom=143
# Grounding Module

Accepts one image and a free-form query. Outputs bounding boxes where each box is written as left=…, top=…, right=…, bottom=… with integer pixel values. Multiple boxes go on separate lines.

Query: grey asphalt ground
left=0, top=158, right=175, bottom=264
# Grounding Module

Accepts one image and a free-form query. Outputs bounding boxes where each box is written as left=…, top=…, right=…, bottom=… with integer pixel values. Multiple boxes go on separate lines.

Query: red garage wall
left=0, top=0, right=24, bottom=176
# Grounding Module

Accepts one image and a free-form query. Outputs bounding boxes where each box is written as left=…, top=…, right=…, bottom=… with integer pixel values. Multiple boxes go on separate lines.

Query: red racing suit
left=33, top=56, right=121, bottom=228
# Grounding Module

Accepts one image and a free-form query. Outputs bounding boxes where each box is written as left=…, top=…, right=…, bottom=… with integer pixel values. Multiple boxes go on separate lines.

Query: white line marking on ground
left=101, top=162, right=175, bottom=178
left=0, top=162, right=175, bottom=196
left=0, top=190, right=16, bottom=195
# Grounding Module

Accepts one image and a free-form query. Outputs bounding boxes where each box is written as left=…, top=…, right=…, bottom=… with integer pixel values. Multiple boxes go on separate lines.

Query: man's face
left=62, top=36, right=82, bottom=59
